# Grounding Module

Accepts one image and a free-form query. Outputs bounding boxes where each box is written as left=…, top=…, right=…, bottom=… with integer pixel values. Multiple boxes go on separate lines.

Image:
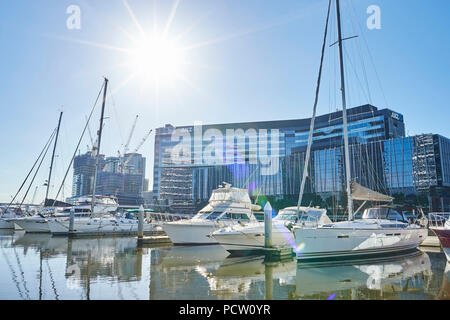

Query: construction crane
left=85, top=115, right=95, bottom=149
left=123, top=115, right=139, bottom=155
left=91, top=122, right=106, bottom=156
left=122, top=129, right=153, bottom=173
left=31, top=186, right=39, bottom=205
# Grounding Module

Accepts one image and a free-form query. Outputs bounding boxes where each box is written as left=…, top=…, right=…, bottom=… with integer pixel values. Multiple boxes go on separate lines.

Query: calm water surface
left=0, top=230, right=448, bottom=300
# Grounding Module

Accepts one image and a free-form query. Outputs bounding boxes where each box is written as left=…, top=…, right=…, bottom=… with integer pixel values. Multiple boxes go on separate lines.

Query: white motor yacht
left=294, top=206, right=428, bottom=262
left=212, top=206, right=330, bottom=256
left=46, top=197, right=159, bottom=236
left=47, top=213, right=160, bottom=236
left=162, top=184, right=259, bottom=245
left=14, top=196, right=118, bottom=234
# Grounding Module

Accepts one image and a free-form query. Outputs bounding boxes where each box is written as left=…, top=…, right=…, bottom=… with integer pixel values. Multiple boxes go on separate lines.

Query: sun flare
left=128, top=34, right=186, bottom=85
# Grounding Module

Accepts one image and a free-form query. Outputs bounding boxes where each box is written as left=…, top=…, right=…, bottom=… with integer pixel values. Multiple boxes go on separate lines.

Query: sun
left=127, top=33, right=186, bottom=86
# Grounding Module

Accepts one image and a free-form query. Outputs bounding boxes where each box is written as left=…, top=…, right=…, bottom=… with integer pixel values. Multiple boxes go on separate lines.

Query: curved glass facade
left=153, top=105, right=414, bottom=213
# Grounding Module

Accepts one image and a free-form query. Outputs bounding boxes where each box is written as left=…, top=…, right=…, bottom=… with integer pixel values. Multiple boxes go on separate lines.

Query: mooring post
left=69, top=206, right=75, bottom=236
left=138, top=205, right=144, bottom=243
left=265, top=262, right=274, bottom=300
left=264, top=202, right=273, bottom=248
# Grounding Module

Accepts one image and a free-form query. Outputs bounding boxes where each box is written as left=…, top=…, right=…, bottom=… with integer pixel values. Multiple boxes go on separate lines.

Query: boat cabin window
left=274, top=213, right=298, bottom=222
left=232, top=213, right=249, bottom=221
left=387, top=210, right=404, bottom=221
left=274, top=209, right=324, bottom=222
left=62, top=208, right=91, bottom=214
left=220, top=213, right=232, bottom=220
left=194, top=212, right=211, bottom=219
left=218, top=213, right=250, bottom=221
left=362, top=208, right=405, bottom=221
left=205, top=212, right=223, bottom=220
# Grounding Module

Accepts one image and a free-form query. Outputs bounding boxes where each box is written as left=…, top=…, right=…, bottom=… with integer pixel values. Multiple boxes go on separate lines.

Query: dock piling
left=69, top=206, right=75, bottom=236
left=264, top=202, right=273, bottom=248
left=138, top=205, right=144, bottom=240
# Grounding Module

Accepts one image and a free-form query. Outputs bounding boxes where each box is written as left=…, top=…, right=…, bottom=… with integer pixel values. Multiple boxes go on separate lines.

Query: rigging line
left=45, top=112, right=63, bottom=203
left=1, top=247, right=25, bottom=300
left=343, top=46, right=371, bottom=105
left=3, top=129, right=57, bottom=215
left=45, top=259, right=60, bottom=300
left=348, top=0, right=390, bottom=110
left=13, top=247, right=31, bottom=300
left=51, top=81, right=105, bottom=207
left=19, top=130, right=56, bottom=211
left=297, top=0, right=332, bottom=208
left=346, top=0, right=372, bottom=104
left=108, top=83, right=125, bottom=146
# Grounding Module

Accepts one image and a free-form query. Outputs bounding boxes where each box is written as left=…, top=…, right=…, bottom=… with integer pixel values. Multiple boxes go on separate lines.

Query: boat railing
left=428, top=213, right=448, bottom=228
left=143, top=212, right=191, bottom=223
left=298, top=214, right=322, bottom=228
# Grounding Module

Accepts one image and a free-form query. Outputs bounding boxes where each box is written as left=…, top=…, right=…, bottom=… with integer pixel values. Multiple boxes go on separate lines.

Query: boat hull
left=430, top=227, right=450, bottom=261
left=14, top=218, right=50, bottom=233
left=0, top=219, right=16, bottom=229
left=294, top=226, right=428, bottom=262
left=163, top=222, right=219, bottom=245
left=213, top=224, right=295, bottom=256
left=48, top=218, right=158, bottom=236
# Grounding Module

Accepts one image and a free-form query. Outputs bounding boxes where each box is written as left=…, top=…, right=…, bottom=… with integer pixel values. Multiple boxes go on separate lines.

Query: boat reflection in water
left=10, top=233, right=149, bottom=299
left=295, top=251, right=432, bottom=299
left=2, top=232, right=447, bottom=300
left=209, top=256, right=296, bottom=299
left=437, top=262, right=450, bottom=300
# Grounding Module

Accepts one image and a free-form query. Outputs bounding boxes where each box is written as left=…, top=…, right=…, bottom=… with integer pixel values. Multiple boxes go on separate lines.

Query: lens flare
left=295, top=242, right=305, bottom=253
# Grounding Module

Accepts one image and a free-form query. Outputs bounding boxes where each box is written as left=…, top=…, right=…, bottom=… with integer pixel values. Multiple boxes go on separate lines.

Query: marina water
left=0, top=230, right=448, bottom=300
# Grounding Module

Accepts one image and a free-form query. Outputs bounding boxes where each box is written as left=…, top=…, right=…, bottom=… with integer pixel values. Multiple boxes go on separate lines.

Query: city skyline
left=1, top=0, right=450, bottom=203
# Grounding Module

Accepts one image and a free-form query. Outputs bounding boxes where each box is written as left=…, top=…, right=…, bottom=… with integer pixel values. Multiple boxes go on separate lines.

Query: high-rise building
left=152, top=104, right=415, bottom=213
left=71, top=151, right=101, bottom=198
left=70, top=152, right=146, bottom=206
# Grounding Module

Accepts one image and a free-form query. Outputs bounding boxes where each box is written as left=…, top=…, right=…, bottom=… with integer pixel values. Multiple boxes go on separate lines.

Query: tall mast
left=91, top=78, right=108, bottom=215
left=45, top=111, right=63, bottom=204
left=297, top=0, right=332, bottom=211
left=335, top=0, right=353, bottom=220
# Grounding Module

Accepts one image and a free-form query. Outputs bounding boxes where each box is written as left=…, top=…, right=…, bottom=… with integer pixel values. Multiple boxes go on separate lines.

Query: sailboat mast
left=91, top=78, right=109, bottom=215
left=335, top=0, right=354, bottom=220
left=297, top=0, right=332, bottom=211
left=45, top=111, right=63, bottom=204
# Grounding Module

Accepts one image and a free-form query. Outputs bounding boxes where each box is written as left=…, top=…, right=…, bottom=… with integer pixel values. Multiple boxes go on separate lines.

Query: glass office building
left=152, top=104, right=446, bottom=213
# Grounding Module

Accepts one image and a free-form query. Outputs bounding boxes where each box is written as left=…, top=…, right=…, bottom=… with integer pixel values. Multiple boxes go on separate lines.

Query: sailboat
left=46, top=78, right=159, bottom=236
left=2, top=112, right=66, bottom=230
left=13, top=111, right=69, bottom=233
left=211, top=0, right=334, bottom=255
left=293, top=0, right=428, bottom=262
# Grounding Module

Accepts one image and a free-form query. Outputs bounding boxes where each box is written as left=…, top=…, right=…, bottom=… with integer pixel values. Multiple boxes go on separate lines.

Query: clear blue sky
left=1, top=0, right=449, bottom=203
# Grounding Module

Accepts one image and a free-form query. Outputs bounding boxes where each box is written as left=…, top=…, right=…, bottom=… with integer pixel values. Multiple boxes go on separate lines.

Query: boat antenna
left=297, top=0, right=332, bottom=212
left=336, top=0, right=354, bottom=220
left=44, top=111, right=63, bottom=204
left=90, top=77, right=109, bottom=216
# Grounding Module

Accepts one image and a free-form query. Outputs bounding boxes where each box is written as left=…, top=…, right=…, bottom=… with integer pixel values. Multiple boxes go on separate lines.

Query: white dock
left=420, top=236, right=441, bottom=248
